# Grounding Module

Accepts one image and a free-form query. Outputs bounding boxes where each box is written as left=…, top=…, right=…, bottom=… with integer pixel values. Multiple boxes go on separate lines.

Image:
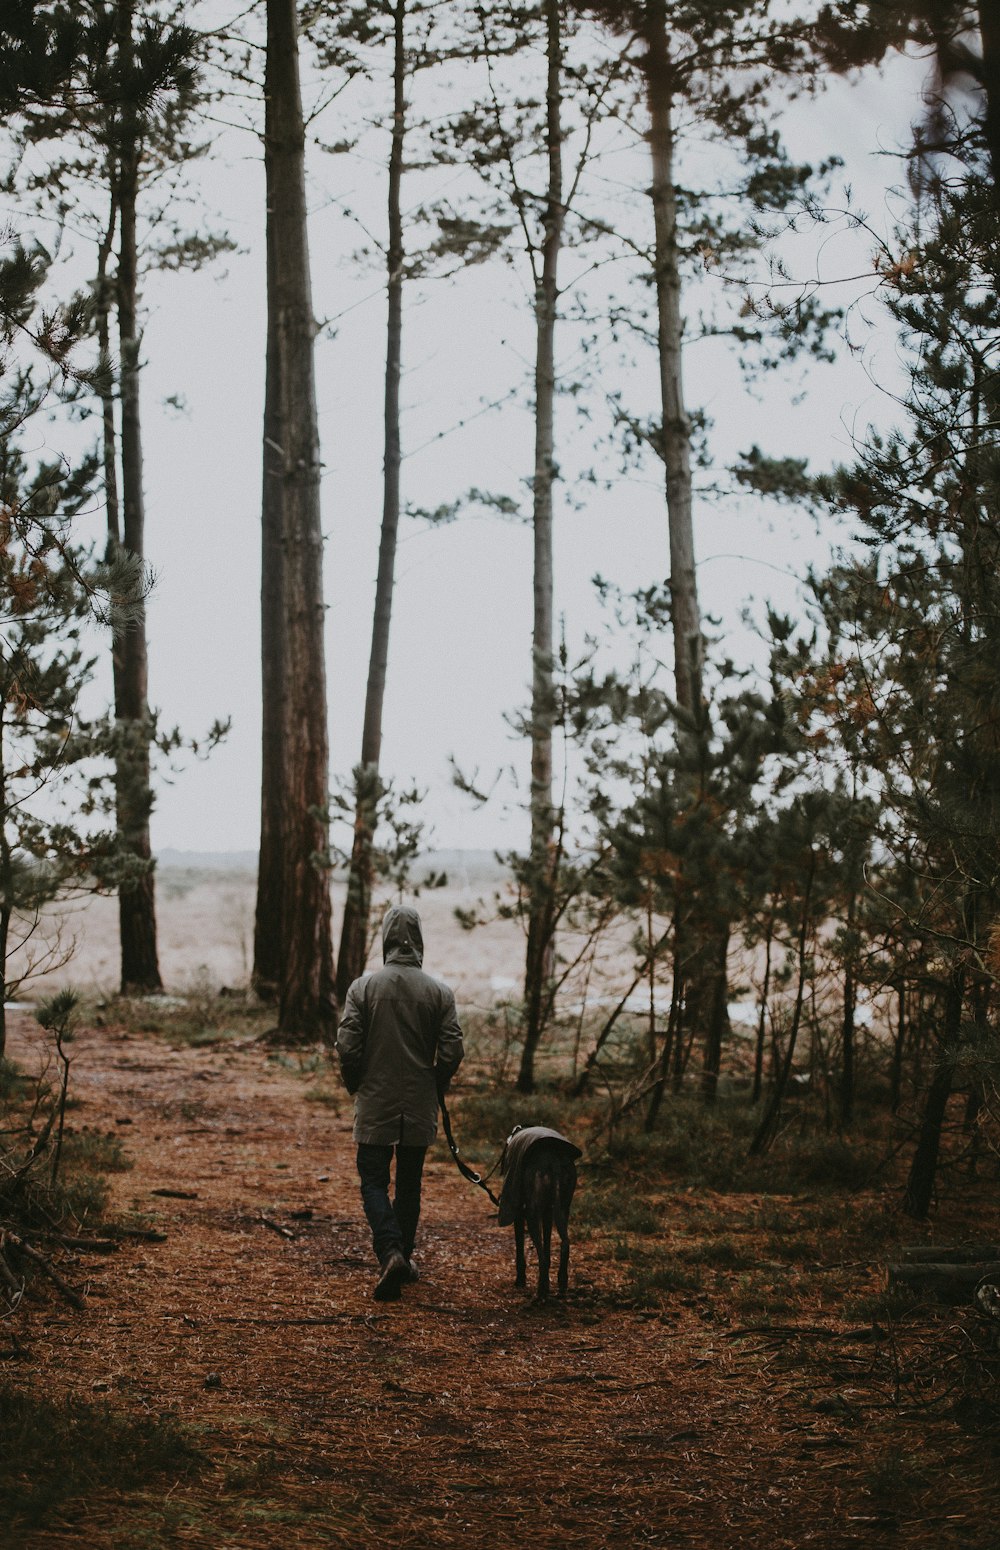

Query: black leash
left=439, top=1094, right=504, bottom=1210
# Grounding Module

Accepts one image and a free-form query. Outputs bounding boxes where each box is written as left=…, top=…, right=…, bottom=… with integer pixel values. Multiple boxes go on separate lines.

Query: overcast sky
left=17, top=18, right=927, bottom=860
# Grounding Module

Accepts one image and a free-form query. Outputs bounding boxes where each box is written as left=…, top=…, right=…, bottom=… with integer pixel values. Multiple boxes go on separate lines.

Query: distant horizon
left=156, top=845, right=512, bottom=878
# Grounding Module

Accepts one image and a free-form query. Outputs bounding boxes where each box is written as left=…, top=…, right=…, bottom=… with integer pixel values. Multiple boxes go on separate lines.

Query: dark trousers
left=356, top=1143, right=427, bottom=1266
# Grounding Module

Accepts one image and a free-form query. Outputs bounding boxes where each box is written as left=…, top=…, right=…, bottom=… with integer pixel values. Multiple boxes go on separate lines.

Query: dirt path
left=4, top=1015, right=993, bottom=1549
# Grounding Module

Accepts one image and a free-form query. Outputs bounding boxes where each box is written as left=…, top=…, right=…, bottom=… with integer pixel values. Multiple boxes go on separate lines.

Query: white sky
left=13, top=18, right=930, bottom=859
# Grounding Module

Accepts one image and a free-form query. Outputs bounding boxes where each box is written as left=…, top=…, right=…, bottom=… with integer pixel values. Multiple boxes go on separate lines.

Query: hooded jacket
left=335, top=904, right=465, bottom=1147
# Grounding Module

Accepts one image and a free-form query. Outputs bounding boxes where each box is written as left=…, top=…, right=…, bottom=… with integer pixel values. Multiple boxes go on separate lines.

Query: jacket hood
left=381, top=904, right=424, bottom=967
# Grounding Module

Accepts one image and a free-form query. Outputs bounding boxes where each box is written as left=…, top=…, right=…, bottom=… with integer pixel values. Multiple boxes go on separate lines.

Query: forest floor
left=2, top=1009, right=999, bottom=1550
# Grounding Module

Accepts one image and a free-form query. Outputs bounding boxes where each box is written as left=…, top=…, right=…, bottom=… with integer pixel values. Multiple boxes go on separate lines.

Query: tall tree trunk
left=518, top=0, right=564, bottom=1094
left=115, top=0, right=161, bottom=995
left=253, top=120, right=284, bottom=1002
left=96, top=176, right=120, bottom=554
left=264, top=0, right=335, bottom=1041
left=643, top=0, right=700, bottom=715
left=976, top=1, right=1000, bottom=199
left=335, top=0, right=407, bottom=1008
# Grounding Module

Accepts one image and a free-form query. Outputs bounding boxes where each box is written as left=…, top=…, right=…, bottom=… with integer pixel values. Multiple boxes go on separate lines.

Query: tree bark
left=335, top=0, right=407, bottom=1007
left=115, top=0, right=161, bottom=995
left=643, top=0, right=701, bottom=715
left=96, top=176, right=120, bottom=553
left=518, top=0, right=564, bottom=1094
left=253, top=111, right=284, bottom=1002
left=264, top=0, right=335, bottom=1040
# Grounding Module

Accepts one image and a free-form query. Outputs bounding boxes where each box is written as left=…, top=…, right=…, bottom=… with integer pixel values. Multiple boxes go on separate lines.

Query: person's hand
left=435, top=1068, right=450, bottom=1101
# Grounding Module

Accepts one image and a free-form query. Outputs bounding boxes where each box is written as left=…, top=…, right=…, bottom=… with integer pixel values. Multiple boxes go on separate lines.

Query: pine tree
left=10, top=0, right=208, bottom=993
left=256, top=0, right=335, bottom=1039
left=307, top=1, right=471, bottom=1005
left=429, top=3, right=629, bottom=1089
left=0, top=426, right=141, bottom=1057
left=812, top=159, right=1000, bottom=1214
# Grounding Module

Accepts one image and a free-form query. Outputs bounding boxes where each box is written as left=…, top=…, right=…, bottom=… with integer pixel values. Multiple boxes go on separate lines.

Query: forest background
left=2, top=0, right=1000, bottom=1249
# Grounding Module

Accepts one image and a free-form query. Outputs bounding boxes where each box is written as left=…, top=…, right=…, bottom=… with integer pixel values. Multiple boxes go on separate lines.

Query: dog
left=497, top=1125, right=581, bottom=1298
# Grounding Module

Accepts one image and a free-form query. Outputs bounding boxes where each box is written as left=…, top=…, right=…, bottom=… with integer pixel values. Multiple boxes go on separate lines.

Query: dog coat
left=496, top=1125, right=582, bottom=1227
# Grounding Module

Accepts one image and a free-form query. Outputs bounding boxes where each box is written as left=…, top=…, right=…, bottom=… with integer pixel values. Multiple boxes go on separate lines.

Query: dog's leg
left=555, top=1198, right=570, bottom=1296
left=531, top=1168, right=553, bottom=1299
left=514, top=1209, right=527, bottom=1288
left=556, top=1161, right=576, bottom=1296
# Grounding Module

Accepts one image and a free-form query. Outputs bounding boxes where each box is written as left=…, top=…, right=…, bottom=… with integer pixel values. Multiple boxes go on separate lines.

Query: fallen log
left=888, top=1259, right=1000, bottom=1303
left=44, top=1234, right=120, bottom=1254
left=899, top=1244, right=1000, bottom=1264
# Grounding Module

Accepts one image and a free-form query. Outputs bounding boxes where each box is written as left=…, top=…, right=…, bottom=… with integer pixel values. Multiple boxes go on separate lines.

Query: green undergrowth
left=0, top=1383, right=201, bottom=1530
left=43, top=1125, right=133, bottom=1222
left=90, top=988, right=275, bottom=1046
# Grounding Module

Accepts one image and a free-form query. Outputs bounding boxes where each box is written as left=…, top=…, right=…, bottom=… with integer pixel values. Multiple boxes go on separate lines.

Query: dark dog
left=497, top=1126, right=581, bottom=1298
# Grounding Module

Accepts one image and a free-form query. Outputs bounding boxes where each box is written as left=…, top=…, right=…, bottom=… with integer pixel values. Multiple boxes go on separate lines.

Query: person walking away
left=335, top=904, right=464, bottom=1301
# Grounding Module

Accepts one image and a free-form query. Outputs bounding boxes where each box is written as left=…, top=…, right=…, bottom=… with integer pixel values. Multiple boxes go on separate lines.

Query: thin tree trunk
left=752, top=913, right=773, bottom=1104
left=0, top=902, right=9, bottom=1061
left=977, top=1, right=1000, bottom=201
left=903, top=965, right=964, bottom=1220
left=646, top=887, right=657, bottom=1064
left=518, top=0, right=564, bottom=1094
left=0, top=705, right=9, bottom=1060
left=335, top=0, right=407, bottom=1007
left=645, top=950, right=683, bottom=1131
left=699, top=924, right=730, bottom=1104
left=889, top=978, right=906, bottom=1113
left=573, top=923, right=672, bottom=1096
left=749, top=849, right=816, bottom=1157
left=96, top=177, right=120, bottom=553
left=839, top=888, right=857, bottom=1128
left=643, top=0, right=700, bottom=715
left=115, top=0, right=161, bottom=994
left=265, top=0, right=335, bottom=1041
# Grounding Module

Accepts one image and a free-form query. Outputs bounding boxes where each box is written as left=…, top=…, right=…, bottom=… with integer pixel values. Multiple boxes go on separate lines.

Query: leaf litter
left=2, top=1012, right=998, bottom=1549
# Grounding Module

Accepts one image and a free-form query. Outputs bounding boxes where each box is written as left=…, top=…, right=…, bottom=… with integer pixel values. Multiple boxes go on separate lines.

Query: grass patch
left=0, top=1383, right=201, bottom=1529
left=95, top=991, right=274, bottom=1047
left=679, top=1234, right=758, bottom=1270
left=842, top=1286, right=923, bottom=1324
left=575, top=1183, right=661, bottom=1236
left=303, top=1084, right=343, bottom=1108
